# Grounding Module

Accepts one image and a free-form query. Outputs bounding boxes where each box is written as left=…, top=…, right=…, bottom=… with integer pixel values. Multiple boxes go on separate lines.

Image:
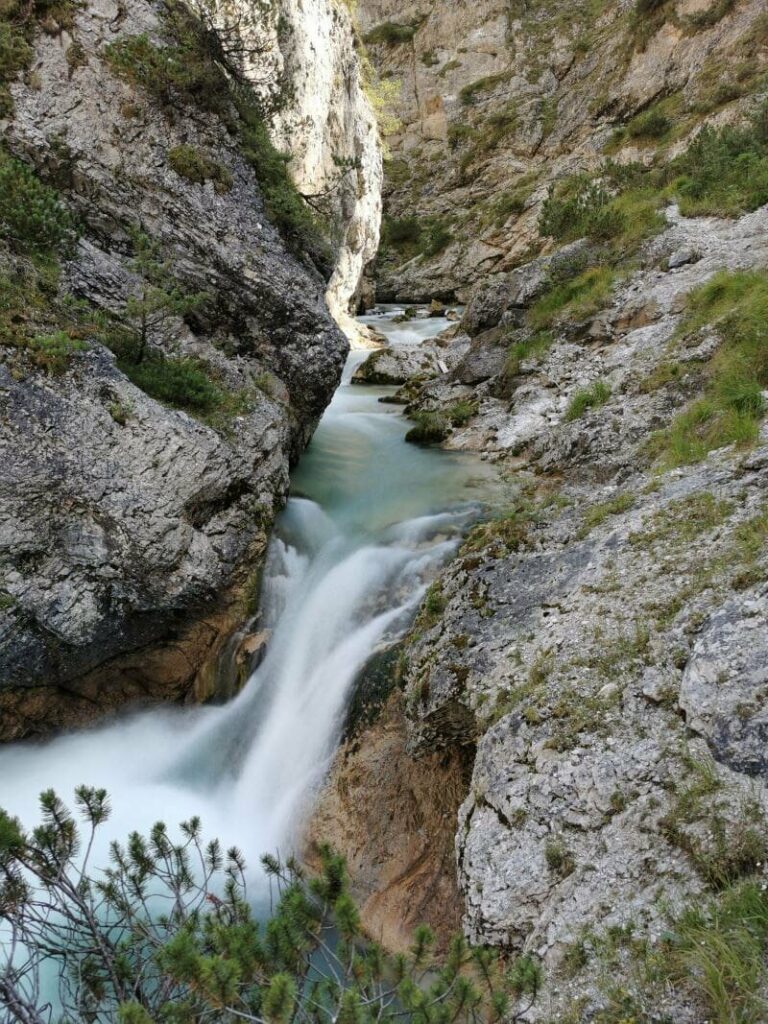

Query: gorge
left=3, top=0, right=768, bottom=1020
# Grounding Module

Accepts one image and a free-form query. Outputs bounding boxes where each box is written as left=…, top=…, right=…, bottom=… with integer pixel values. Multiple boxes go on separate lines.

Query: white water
left=0, top=309, right=495, bottom=880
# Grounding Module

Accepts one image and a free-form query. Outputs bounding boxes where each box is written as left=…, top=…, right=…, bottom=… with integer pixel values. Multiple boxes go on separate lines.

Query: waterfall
left=0, top=311, right=496, bottom=885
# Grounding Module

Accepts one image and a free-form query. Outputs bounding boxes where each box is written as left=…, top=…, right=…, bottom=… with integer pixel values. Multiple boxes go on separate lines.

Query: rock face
left=223, top=0, right=384, bottom=343
left=311, top=183, right=768, bottom=1016
left=0, top=0, right=351, bottom=737
left=357, top=0, right=767, bottom=300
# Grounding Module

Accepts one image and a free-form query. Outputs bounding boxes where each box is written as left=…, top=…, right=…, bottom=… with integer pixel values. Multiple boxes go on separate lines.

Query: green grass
left=628, top=492, right=734, bottom=549
left=577, top=492, right=635, bottom=538
left=447, top=399, right=478, bottom=426
left=539, top=170, right=666, bottom=253
left=528, top=267, right=615, bottom=330
left=565, top=379, right=611, bottom=420
left=651, top=270, right=768, bottom=467
left=168, top=145, right=232, bottom=193
left=503, top=329, right=554, bottom=378
left=668, top=882, right=768, bottom=1024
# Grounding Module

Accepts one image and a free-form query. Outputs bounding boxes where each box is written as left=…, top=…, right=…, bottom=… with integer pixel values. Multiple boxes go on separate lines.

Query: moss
left=168, top=144, right=233, bottom=193
left=459, top=71, right=512, bottom=106
left=363, top=21, right=418, bottom=45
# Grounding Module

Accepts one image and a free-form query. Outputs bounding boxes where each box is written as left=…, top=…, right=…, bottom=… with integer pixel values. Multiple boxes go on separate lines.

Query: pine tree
left=0, top=789, right=542, bottom=1024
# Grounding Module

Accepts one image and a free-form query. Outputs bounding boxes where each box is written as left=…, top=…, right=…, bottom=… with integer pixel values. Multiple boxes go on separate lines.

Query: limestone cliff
left=0, top=0, right=356, bottom=736
left=221, top=0, right=383, bottom=342
left=309, top=0, right=768, bottom=1017
left=357, top=0, right=766, bottom=300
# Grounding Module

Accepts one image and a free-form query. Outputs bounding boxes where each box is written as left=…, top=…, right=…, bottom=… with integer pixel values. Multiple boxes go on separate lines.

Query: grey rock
left=680, top=587, right=768, bottom=777
left=0, top=0, right=347, bottom=716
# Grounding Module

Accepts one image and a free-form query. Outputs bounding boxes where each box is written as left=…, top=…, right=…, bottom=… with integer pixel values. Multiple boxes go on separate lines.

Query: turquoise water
left=0, top=307, right=497, bottom=871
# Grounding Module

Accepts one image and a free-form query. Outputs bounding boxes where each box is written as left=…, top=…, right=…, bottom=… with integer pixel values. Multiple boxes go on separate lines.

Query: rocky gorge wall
left=213, top=0, right=383, bottom=343
left=0, top=0, right=377, bottom=737
left=307, top=0, right=768, bottom=1018
left=357, top=0, right=767, bottom=301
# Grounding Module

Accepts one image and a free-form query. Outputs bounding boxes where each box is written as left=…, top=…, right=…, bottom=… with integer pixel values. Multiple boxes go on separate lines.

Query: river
left=0, top=308, right=496, bottom=881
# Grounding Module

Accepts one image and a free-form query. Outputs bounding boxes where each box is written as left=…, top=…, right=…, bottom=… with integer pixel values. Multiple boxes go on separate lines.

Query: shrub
left=405, top=410, right=449, bottom=445
left=538, top=177, right=625, bottom=243
left=0, top=150, right=76, bottom=255
left=168, top=143, right=233, bottom=193
left=565, top=379, right=611, bottom=420
left=670, top=106, right=768, bottom=216
left=0, top=789, right=543, bottom=1024
left=627, top=106, right=671, bottom=139
left=363, top=21, right=417, bottom=45
left=118, top=352, right=223, bottom=414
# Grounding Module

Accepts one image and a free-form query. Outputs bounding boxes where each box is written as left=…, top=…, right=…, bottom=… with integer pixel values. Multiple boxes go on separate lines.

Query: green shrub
left=539, top=177, right=625, bottom=243
left=119, top=352, right=223, bottom=414
left=670, top=104, right=768, bottom=216
left=0, top=790, right=544, bottom=1024
left=405, top=410, right=448, bottom=445
left=363, top=21, right=417, bottom=45
left=168, top=144, right=233, bottom=193
left=381, top=214, right=451, bottom=259
left=0, top=21, right=32, bottom=113
left=653, top=270, right=768, bottom=466
left=0, top=151, right=76, bottom=255
left=565, top=379, right=611, bottom=420
left=627, top=107, right=671, bottom=139
left=421, top=217, right=451, bottom=257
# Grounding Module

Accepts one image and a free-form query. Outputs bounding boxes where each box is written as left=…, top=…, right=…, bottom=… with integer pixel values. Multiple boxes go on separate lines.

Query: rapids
left=0, top=308, right=497, bottom=880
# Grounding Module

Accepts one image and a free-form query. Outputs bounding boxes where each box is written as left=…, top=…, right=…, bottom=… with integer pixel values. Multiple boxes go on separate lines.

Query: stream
left=0, top=308, right=497, bottom=881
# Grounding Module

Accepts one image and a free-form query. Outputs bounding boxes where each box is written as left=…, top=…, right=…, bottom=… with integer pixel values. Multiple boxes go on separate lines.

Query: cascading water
left=0, top=309, right=497, bottom=882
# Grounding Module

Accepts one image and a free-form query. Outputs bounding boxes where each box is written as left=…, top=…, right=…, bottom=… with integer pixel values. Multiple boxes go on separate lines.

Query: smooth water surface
left=0, top=308, right=497, bottom=874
